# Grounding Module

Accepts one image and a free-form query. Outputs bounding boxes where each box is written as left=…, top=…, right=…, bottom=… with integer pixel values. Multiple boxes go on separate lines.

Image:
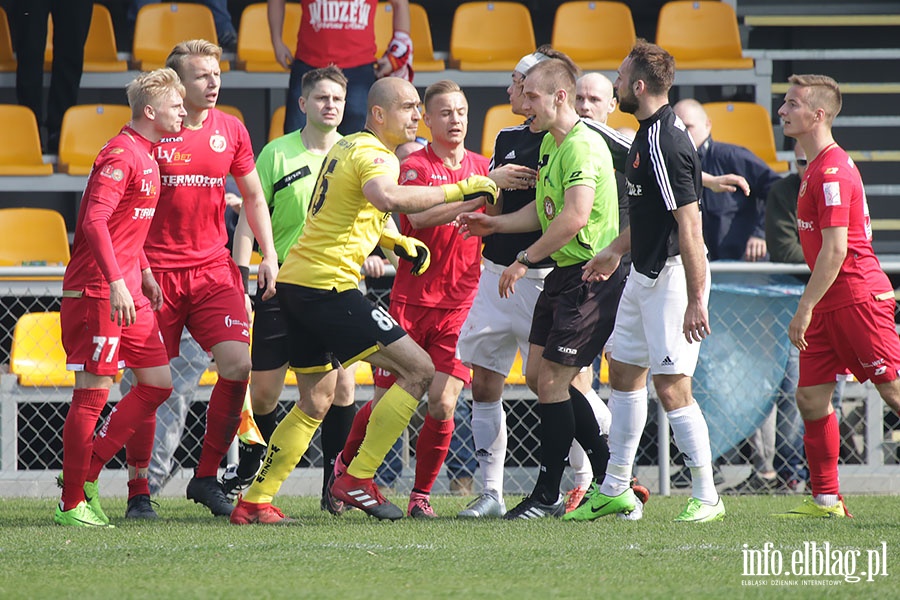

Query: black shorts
left=276, top=282, right=406, bottom=373
left=251, top=291, right=288, bottom=371
left=529, top=261, right=626, bottom=367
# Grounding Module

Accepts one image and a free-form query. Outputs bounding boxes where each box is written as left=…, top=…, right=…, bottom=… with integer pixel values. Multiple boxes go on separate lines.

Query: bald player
left=230, top=77, right=498, bottom=524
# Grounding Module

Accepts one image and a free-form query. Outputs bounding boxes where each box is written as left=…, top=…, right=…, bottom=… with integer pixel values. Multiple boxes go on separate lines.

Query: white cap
left=514, top=51, right=550, bottom=76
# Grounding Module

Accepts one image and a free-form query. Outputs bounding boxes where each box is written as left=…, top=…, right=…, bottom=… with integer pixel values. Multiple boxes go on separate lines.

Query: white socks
left=668, top=402, right=718, bottom=505
left=600, top=388, right=648, bottom=497
left=567, top=387, right=612, bottom=488
left=471, top=399, right=507, bottom=500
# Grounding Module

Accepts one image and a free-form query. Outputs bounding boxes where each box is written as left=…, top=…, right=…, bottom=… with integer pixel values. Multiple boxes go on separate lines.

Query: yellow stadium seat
left=58, top=104, right=132, bottom=175
left=451, top=2, right=535, bottom=71
left=0, top=7, right=15, bottom=72
left=375, top=2, right=445, bottom=72
left=605, top=108, right=639, bottom=133
left=505, top=351, right=527, bottom=385
left=0, top=105, right=53, bottom=175
left=133, top=3, right=230, bottom=71
left=217, top=104, right=245, bottom=123
left=10, top=312, right=74, bottom=387
left=413, top=115, right=431, bottom=143
left=354, top=362, right=375, bottom=386
left=552, top=2, right=635, bottom=71
left=481, top=104, right=524, bottom=157
left=0, top=208, right=70, bottom=266
left=269, top=105, right=286, bottom=141
left=597, top=354, right=609, bottom=385
left=703, top=101, right=790, bottom=172
left=656, top=1, right=753, bottom=70
left=237, top=2, right=302, bottom=72
left=45, top=4, right=127, bottom=72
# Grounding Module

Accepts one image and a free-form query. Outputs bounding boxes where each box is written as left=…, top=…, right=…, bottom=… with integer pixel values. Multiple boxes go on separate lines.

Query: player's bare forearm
left=675, top=203, right=710, bottom=342
left=389, top=0, right=411, bottom=32
left=231, top=209, right=255, bottom=268
left=466, top=200, right=539, bottom=236
left=798, top=226, right=847, bottom=315
left=523, top=201, right=588, bottom=264
left=702, top=172, right=750, bottom=196
left=406, top=197, right=483, bottom=229
left=583, top=228, right=630, bottom=282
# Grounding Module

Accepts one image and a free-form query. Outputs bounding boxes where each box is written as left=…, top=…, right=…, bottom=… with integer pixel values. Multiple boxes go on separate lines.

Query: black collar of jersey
left=639, top=104, right=671, bottom=126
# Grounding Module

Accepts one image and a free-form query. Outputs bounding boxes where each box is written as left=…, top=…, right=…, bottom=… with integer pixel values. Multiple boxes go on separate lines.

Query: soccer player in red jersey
left=348, top=80, right=489, bottom=517
left=776, top=74, right=900, bottom=518
left=124, top=40, right=279, bottom=517
left=55, top=68, right=186, bottom=527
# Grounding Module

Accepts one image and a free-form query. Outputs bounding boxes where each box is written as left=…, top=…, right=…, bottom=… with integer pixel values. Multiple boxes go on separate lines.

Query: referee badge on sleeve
left=543, top=197, right=557, bottom=221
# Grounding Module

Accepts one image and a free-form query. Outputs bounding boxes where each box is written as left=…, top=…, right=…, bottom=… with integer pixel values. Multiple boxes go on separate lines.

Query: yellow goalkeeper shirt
left=278, top=130, right=397, bottom=292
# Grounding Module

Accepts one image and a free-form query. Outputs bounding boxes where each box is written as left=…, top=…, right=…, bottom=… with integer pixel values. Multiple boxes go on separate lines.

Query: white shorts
left=609, top=257, right=710, bottom=376
left=458, top=259, right=550, bottom=377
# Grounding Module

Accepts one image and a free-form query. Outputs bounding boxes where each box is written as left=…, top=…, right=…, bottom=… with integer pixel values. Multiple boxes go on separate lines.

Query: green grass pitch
left=1, top=494, right=898, bottom=599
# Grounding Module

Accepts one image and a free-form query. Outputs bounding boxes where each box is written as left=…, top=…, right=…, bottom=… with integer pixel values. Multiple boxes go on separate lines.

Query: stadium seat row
left=0, top=96, right=783, bottom=174
left=0, top=1, right=752, bottom=74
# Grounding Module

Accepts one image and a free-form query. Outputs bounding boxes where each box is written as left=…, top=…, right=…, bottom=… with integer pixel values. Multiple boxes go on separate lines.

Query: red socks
left=804, top=412, right=841, bottom=497
left=412, top=414, right=454, bottom=495
left=195, top=377, right=247, bottom=477
left=61, top=388, right=109, bottom=510
left=87, top=384, right=172, bottom=481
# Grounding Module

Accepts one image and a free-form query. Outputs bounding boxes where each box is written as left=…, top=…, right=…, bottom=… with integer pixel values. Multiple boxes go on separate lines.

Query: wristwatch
left=516, top=250, right=536, bottom=268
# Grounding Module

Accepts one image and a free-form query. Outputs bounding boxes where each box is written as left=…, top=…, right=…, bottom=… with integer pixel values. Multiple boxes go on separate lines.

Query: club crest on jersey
left=799, top=180, right=807, bottom=197
left=100, top=164, right=124, bottom=181
left=373, top=157, right=385, bottom=164
left=209, top=134, right=227, bottom=153
left=632, top=152, right=640, bottom=169
left=543, top=197, right=556, bottom=220
left=404, top=168, right=418, bottom=181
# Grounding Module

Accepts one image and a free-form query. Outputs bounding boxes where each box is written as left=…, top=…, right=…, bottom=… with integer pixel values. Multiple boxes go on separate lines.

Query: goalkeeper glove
left=382, top=30, right=414, bottom=82
left=441, top=175, right=499, bottom=205
left=380, top=229, right=430, bottom=276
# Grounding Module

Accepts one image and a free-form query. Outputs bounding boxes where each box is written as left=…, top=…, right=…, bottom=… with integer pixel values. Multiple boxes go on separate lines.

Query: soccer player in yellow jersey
left=231, top=77, right=498, bottom=523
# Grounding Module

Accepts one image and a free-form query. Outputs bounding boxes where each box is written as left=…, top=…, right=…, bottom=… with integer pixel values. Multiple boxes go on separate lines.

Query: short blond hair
left=165, top=39, right=222, bottom=78
left=788, top=74, right=842, bottom=123
left=527, top=59, right=577, bottom=102
left=126, top=68, right=185, bottom=120
left=423, top=80, right=464, bottom=112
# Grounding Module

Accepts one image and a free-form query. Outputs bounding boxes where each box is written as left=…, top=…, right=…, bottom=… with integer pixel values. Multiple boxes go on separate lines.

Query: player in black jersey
left=570, top=40, right=726, bottom=523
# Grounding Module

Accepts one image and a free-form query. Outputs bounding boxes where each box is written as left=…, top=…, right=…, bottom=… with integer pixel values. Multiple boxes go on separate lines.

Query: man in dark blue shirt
left=674, top=99, right=781, bottom=262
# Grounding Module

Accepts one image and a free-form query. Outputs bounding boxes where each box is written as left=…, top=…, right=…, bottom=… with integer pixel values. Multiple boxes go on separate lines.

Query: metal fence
left=1, top=263, right=898, bottom=498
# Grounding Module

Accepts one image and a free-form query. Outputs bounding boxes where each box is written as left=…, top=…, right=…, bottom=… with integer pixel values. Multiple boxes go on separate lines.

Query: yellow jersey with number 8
left=277, top=131, right=398, bottom=292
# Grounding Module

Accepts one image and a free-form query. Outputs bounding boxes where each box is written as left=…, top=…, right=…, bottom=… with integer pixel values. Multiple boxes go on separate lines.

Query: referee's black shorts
left=529, top=261, right=626, bottom=367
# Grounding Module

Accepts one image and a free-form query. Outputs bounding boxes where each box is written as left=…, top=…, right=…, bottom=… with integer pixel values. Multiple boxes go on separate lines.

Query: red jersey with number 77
left=63, top=126, right=160, bottom=304
left=144, top=109, right=256, bottom=270
left=797, top=143, right=892, bottom=312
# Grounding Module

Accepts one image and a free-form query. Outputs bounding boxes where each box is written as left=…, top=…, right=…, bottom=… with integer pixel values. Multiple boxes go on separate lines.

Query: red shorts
left=61, top=296, right=169, bottom=376
left=799, top=295, right=900, bottom=387
left=154, top=257, right=250, bottom=359
left=373, top=301, right=471, bottom=388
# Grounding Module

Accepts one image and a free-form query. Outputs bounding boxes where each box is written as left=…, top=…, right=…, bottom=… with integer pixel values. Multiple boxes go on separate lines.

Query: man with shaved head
left=575, top=72, right=617, bottom=121
left=231, top=76, right=499, bottom=524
